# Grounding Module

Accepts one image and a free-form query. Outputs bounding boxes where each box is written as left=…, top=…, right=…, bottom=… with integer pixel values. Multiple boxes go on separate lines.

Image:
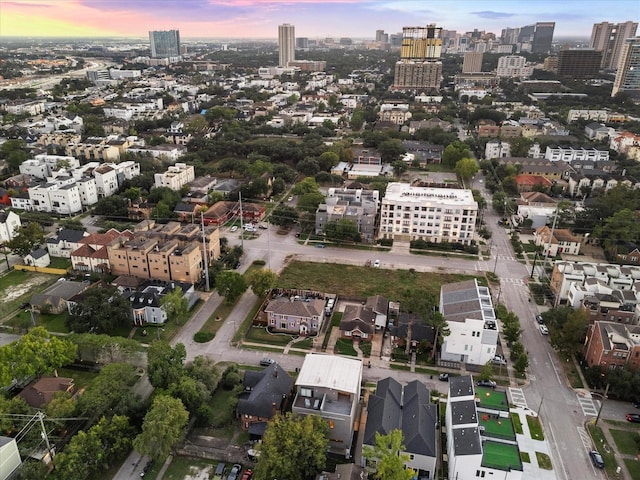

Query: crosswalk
left=509, top=387, right=528, bottom=409
left=577, top=393, right=600, bottom=416
left=502, top=277, right=527, bottom=286
left=577, top=426, right=592, bottom=450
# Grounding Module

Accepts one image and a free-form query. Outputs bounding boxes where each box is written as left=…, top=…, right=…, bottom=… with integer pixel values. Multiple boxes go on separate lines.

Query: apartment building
left=315, top=187, right=380, bottom=243
left=584, top=321, right=640, bottom=372
left=65, top=137, right=121, bottom=162
left=496, top=55, right=532, bottom=78
left=154, top=163, right=195, bottom=190
left=485, top=141, right=511, bottom=159
left=439, top=279, right=498, bottom=366
left=19, top=154, right=80, bottom=179
left=28, top=181, right=83, bottom=215
left=544, top=146, right=609, bottom=163
left=533, top=226, right=581, bottom=256
left=378, top=183, right=477, bottom=245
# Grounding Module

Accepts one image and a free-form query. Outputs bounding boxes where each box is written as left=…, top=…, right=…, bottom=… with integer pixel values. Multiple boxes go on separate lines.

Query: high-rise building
left=278, top=23, right=295, bottom=67
left=462, top=52, right=483, bottom=73
left=496, top=55, right=532, bottom=78
left=296, top=37, right=309, bottom=49
left=590, top=21, right=638, bottom=69
left=149, top=30, right=181, bottom=59
left=375, top=29, right=388, bottom=43
left=612, top=37, right=640, bottom=97
left=557, top=49, right=602, bottom=78
left=393, top=25, right=443, bottom=91
left=532, top=22, right=555, bottom=54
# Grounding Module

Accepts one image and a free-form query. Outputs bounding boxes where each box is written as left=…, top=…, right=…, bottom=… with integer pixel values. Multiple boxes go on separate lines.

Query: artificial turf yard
left=479, top=414, right=516, bottom=440
left=277, top=260, right=478, bottom=299
left=482, top=441, right=522, bottom=471
left=475, top=387, right=510, bottom=411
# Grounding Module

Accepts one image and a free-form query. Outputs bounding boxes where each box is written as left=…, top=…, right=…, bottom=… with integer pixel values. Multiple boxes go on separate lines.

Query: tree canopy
left=7, top=222, right=45, bottom=257
left=147, top=341, right=186, bottom=390
left=253, top=413, right=329, bottom=480
left=363, top=429, right=415, bottom=480
left=160, top=287, right=189, bottom=325
left=247, top=269, right=278, bottom=297
left=215, top=270, right=248, bottom=304
left=133, top=394, right=189, bottom=461
left=67, top=287, right=133, bottom=335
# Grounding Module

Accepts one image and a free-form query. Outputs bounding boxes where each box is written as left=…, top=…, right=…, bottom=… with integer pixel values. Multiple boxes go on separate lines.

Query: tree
left=441, top=141, right=471, bottom=168
left=45, top=391, right=76, bottom=419
left=69, top=333, right=143, bottom=365
left=392, top=160, right=408, bottom=177
left=595, top=208, right=640, bottom=253
left=454, top=157, right=479, bottom=186
left=7, top=222, right=45, bottom=257
left=67, top=288, right=133, bottom=335
left=479, top=362, right=495, bottom=381
left=509, top=136, right=533, bottom=157
left=297, top=191, right=325, bottom=213
left=324, top=219, right=361, bottom=242
left=215, top=270, right=248, bottom=304
left=362, top=430, right=415, bottom=480
left=0, top=327, right=77, bottom=386
left=429, top=312, right=450, bottom=349
left=253, top=413, right=329, bottom=480
left=76, top=363, right=140, bottom=418
left=378, top=139, right=406, bottom=163
left=271, top=204, right=299, bottom=227
left=247, top=269, right=278, bottom=297
left=160, top=287, right=189, bottom=325
left=147, top=341, right=186, bottom=390
left=292, top=177, right=320, bottom=195
left=318, top=151, right=339, bottom=171
left=514, top=354, right=529, bottom=375
left=93, top=195, right=129, bottom=217
left=133, top=395, right=189, bottom=461
left=185, top=355, right=220, bottom=397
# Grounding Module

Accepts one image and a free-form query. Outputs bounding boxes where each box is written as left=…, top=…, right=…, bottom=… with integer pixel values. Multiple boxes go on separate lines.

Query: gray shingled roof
left=237, top=363, right=293, bottom=419
left=449, top=375, right=474, bottom=398
left=453, top=427, right=482, bottom=455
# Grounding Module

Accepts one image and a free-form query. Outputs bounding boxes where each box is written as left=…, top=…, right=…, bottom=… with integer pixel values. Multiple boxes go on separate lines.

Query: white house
left=124, top=282, right=195, bottom=325
left=93, top=164, right=119, bottom=198
left=533, top=226, right=582, bottom=256
left=154, top=163, right=195, bottom=191
left=46, top=229, right=89, bottom=258
left=0, top=437, right=22, bottom=480
left=439, top=279, right=498, bottom=366
left=0, top=210, right=21, bottom=243
left=28, top=182, right=83, bottom=215
left=24, top=248, right=51, bottom=268
left=485, top=141, right=510, bottom=159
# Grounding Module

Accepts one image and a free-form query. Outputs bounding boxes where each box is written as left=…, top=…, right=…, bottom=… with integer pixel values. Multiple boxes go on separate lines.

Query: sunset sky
left=1, top=0, right=638, bottom=39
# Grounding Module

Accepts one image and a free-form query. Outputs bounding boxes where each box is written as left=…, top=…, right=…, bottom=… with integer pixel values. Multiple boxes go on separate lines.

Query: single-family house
left=366, top=295, right=389, bottom=330
left=389, top=312, right=436, bottom=354
left=237, top=362, right=294, bottom=438
left=0, top=210, right=21, bottom=243
left=18, top=376, right=75, bottom=408
left=340, top=304, right=376, bottom=340
left=123, top=281, right=196, bottom=325
left=46, top=228, right=89, bottom=258
left=292, top=354, right=363, bottom=457
left=534, top=226, right=581, bottom=256
left=264, top=297, right=325, bottom=336
left=30, top=280, right=90, bottom=314
left=363, top=378, right=438, bottom=479
left=24, top=248, right=50, bottom=268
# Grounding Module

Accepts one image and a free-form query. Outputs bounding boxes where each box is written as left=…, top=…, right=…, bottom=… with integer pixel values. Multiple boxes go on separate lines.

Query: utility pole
left=541, top=206, right=559, bottom=279
left=239, top=191, right=244, bottom=251
left=594, top=383, right=610, bottom=427
left=530, top=251, right=539, bottom=279
left=267, top=218, right=271, bottom=270
left=200, top=211, right=210, bottom=292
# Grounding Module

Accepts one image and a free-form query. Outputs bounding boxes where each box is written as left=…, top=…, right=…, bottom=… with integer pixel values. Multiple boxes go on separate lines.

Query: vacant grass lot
left=0, top=270, right=57, bottom=314
left=277, top=261, right=477, bottom=299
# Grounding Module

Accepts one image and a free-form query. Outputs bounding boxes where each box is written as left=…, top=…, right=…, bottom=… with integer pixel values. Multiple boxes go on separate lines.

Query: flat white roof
left=384, top=182, right=476, bottom=204
left=295, top=354, right=362, bottom=395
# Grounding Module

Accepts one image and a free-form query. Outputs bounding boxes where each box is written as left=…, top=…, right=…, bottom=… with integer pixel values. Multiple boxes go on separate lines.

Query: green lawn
left=57, top=367, right=98, bottom=389
left=48, top=257, right=72, bottom=269
left=277, top=261, right=476, bottom=300
left=482, top=441, right=522, bottom=471
left=334, top=338, right=358, bottom=356
left=610, top=429, right=640, bottom=456
left=587, top=424, right=618, bottom=478
left=161, top=457, right=219, bottom=480
left=520, top=451, right=530, bottom=463
left=245, top=326, right=295, bottom=346
left=0, top=270, right=58, bottom=314
left=624, top=459, right=640, bottom=480
left=526, top=415, right=545, bottom=440
left=323, top=312, right=341, bottom=349
left=479, top=415, right=516, bottom=440
left=510, top=413, right=524, bottom=434
left=535, top=451, right=552, bottom=470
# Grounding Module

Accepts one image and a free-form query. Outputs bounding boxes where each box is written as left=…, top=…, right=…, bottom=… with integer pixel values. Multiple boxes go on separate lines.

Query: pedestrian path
left=577, top=393, right=599, bottom=416
left=509, top=387, right=528, bottom=408
left=510, top=407, right=557, bottom=480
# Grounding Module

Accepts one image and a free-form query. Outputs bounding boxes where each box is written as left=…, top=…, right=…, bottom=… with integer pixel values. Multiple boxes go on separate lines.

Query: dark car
left=315, top=243, right=325, bottom=248
left=626, top=413, right=640, bottom=423
left=589, top=450, right=604, bottom=469
left=438, top=373, right=449, bottom=382
left=140, top=460, right=153, bottom=477
left=19, top=302, right=30, bottom=309
left=632, top=399, right=640, bottom=409
left=228, top=464, right=242, bottom=480
left=477, top=379, right=497, bottom=389
left=234, top=262, right=241, bottom=269
left=535, top=315, right=544, bottom=324
left=260, top=358, right=275, bottom=367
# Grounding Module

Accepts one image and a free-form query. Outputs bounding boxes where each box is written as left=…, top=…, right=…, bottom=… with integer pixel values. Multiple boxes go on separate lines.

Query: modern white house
left=0, top=210, right=21, bottom=243
left=439, top=279, right=498, bottom=366
left=292, top=354, right=362, bottom=458
left=154, top=163, right=195, bottom=190
left=0, top=436, right=22, bottom=480
left=446, top=376, right=523, bottom=480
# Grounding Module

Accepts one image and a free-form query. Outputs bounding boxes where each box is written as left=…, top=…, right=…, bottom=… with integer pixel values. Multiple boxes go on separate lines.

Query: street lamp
left=593, top=384, right=610, bottom=427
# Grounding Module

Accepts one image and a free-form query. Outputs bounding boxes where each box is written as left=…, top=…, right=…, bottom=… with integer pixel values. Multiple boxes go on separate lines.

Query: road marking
left=578, top=426, right=598, bottom=476
left=509, top=387, right=527, bottom=409
left=548, top=352, right=562, bottom=384
left=578, top=394, right=599, bottom=416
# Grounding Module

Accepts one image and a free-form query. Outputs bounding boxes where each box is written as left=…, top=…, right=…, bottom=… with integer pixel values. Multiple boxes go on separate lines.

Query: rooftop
left=476, top=387, right=509, bottom=411
left=478, top=413, right=516, bottom=440
left=296, top=354, right=362, bottom=395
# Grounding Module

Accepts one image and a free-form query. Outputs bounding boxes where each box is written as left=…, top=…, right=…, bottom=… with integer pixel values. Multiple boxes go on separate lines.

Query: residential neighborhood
left=1, top=6, right=640, bottom=480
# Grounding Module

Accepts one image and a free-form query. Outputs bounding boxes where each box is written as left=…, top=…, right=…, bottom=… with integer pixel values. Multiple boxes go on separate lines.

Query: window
left=301, top=388, right=313, bottom=397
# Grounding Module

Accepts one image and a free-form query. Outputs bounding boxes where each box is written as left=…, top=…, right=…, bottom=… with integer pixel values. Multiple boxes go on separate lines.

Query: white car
left=539, top=325, right=549, bottom=335
left=373, top=259, right=381, bottom=268
left=230, top=226, right=238, bottom=232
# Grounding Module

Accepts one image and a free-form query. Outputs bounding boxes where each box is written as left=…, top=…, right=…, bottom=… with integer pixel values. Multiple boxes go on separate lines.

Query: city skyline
left=1, top=0, right=638, bottom=40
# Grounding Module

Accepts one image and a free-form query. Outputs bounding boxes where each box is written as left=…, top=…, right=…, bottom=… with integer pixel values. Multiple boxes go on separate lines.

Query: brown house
left=583, top=321, right=640, bottom=372
left=19, top=376, right=75, bottom=408
left=264, top=297, right=325, bottom=336
left=340, top=304, right=376, bottom=340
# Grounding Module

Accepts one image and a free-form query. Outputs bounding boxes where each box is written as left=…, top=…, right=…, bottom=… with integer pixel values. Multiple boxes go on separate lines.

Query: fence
left=13, top=265, right=68, bottom=275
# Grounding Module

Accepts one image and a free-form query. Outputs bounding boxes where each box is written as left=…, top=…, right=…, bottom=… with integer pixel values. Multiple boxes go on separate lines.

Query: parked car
left=288, top=196, right=294, bottom=201
left=477, top=379, right=497, bottom=389
left=247, top=448, right=260, bottom=460
left=535, top=315, right=544, bottom=324
left=258, top=224, right=268, bottom=229
left=315, top=243, right=325, bottom=248
left=260, top=358, right=275, bottom=367
left=492, top=355, right=507, bottom=365
left=588, top=450, right=604, bottom=469
left=213, top=463, right=226, bottom=480
left=438, top=373, right=449, bottom=382
left=228, top=464, right=242, bottom=480
left=632, top=399, right=640, bottom=409
left=626, top=413, right=640, bottom=423
left=539, top=325, right=549, bottom=335
left=373, top=259, right=381, bottom=268
left=230, top=226, right=238, bottom=232
left=241, top=469, right=253, bottom=480
left=140, top=460, right=153, bottom=477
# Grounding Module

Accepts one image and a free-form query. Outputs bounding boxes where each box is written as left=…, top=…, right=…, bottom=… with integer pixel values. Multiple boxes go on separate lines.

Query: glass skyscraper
left=149, top=30, right=181, bottom=59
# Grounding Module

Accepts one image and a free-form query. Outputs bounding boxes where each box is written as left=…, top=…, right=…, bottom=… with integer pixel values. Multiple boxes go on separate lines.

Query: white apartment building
left=127, top=144, right=187, bottom=162
left=76, top=177, right=99, bottom=206
left=496, top=55, right=533, bottom=78
left=154, top=163, right=195, bottom=190
left=378, top=183, right=477, bottom=245
left=567, top=109, right=609, bottom=123
left=439, top=279, right=498, bottom=366
left=484, top=141, right=510, bottom=159
left=28, top=182, right=83, bottom=215
left=19, top=154, right=80, bottom=179
left=93, top=165, right=119, bottom=198
left=544, top=146, right=609, bottom=162
left=4, top=99, right=46, bottom=115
